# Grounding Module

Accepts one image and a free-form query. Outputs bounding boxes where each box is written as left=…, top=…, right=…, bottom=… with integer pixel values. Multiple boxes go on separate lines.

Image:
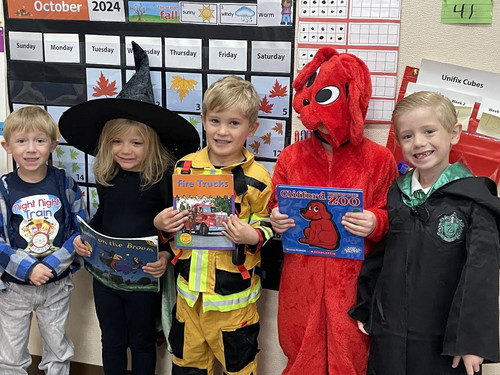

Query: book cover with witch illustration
left=277, top=185, right=364, bottom=259
left=77, top=217, right=159, bottom=292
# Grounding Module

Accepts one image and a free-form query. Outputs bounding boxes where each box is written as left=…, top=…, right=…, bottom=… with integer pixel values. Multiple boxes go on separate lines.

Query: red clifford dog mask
left=292, top=47, right=372, bottom=149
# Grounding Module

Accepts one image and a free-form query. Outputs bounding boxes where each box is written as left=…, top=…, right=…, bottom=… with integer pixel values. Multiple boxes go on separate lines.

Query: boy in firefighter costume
left=154, top=76, right=274, bottom=375
left=269, top=47, right=398, bottom=374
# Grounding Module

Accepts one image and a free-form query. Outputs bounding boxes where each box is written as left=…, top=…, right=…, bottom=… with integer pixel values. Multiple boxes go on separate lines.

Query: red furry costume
left=269, top=48, right=398, bottom=374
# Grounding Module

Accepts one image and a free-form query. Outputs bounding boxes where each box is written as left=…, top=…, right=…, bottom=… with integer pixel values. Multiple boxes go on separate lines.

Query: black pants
left=93, top=279, right=158, bottom=375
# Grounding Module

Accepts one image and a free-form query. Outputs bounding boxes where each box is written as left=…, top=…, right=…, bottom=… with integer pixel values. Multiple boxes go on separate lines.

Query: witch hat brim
left=58, top=98, right=200, bottom=158
left=58, top=42, right=200, bottom=158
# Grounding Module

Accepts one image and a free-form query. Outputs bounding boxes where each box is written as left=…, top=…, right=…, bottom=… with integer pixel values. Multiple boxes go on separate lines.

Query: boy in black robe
left=349, top=91, right=500, bottom=375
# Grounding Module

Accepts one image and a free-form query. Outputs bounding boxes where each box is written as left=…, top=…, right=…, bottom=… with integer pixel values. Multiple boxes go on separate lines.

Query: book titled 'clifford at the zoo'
left=277, top=185, right=364, bottom=260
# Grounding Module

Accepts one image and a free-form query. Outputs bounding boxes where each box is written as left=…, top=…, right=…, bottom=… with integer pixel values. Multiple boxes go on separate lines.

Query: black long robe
left=350, top=174, right=500, bottom=375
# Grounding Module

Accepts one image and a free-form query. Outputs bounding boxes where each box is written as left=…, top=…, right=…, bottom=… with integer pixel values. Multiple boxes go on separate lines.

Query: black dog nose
left=303, top=99, right=310, bottom=106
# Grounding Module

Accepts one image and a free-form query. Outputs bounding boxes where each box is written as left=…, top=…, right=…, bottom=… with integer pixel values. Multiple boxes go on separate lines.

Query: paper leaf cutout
left=171, top=75, right=197, bottom=102
left=260, top=96, right=274, bottom=113
left=249, top=140, right=261, bottom=153
left=92, top=72, right=118, bottom=98
left=269, top=81, right=287, bottom=98
left=261, top=132, right=272, bottom=144
left=57, top=161, right=65, bottom=169
left=189, top=117, right=200, bottom=126
left=273, top=122, right=283, bottom=135
left=69, top=149, right=79, bottom=159
left=55, top=147, right=65, bottom=158
left=72, top=163, right=81, bottom=173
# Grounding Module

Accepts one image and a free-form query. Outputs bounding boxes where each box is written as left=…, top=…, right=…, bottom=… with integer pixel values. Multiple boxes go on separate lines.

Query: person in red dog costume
left=269, top=47, right=398, bottom=374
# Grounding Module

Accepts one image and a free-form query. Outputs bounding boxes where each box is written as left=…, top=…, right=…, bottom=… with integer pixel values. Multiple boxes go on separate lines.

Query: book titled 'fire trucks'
left=277, top=185, right=364, bottom=259
left=172, top=173, right=235, bottom=250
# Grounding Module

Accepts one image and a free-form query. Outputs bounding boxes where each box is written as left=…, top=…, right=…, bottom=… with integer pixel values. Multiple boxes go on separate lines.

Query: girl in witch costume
left=59, top=42, right=199, bottom=375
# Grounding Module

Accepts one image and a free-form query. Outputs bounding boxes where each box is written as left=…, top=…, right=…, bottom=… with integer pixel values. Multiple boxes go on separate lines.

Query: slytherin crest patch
left=437, top=212, right=465, bottom=243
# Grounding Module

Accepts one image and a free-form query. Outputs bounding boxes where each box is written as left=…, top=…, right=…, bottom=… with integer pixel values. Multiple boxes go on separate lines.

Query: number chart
left=3, top=0, right=296, bottom=210
left=297, top=0, right=402, bottom=122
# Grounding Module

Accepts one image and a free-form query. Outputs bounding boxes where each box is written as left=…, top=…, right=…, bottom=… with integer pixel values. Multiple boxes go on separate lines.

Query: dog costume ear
left=337, top=54, right=372, bottom=146
left=292, top=47, right=340, bottom=91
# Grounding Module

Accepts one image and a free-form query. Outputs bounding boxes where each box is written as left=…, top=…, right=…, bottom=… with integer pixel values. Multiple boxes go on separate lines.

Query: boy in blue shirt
left=0, top=106, right=86, bottom=374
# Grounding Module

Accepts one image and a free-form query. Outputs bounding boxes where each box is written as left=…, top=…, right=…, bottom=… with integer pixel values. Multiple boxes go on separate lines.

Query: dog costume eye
left=306, top=67, right=320, bottom=87
left=314, top=207, right=319, bottom=212
left=315, top=85, right=340, bottom=105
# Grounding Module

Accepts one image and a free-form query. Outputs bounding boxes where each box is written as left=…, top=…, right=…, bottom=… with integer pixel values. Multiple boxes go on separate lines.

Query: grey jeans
left=0, top=276, right=74, bottom=375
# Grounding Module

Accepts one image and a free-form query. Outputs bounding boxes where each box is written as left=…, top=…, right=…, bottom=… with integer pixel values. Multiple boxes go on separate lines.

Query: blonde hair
left=93, top=118, right=176, bottom=187
left=202, top=76, right=260, bottom=124
left=392, top=91, right=458, bottom=134
left=4, top=106, right=58, bottom=142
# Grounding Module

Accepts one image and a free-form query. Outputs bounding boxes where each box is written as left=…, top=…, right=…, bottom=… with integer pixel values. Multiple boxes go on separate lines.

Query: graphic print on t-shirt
left=12, top=194, right=62, bottom=256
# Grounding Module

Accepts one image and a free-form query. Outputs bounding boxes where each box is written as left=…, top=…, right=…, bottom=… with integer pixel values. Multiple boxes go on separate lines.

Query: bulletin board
left=2, top=0, right=296, bottom=217
left=296, top=0, right=402, bottom=123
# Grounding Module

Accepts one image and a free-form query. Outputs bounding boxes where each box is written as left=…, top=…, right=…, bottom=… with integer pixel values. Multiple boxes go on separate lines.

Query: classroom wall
left=14, top=0, right=500, bottom=373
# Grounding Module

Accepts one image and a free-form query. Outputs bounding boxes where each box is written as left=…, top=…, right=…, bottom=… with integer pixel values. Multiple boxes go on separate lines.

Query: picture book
left=172, top=173, right=235, bottom=250
left=277, top=185, right=364, bottom=259
left=77, top=217, right=159, bottom=292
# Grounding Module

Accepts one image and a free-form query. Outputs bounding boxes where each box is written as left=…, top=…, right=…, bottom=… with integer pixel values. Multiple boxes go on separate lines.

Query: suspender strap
left=237, top=265, right=251, bottom=280
left=181, top=160, right=192, bottom=174
left=171, top=249, right=183, bottom=266
left=232, top=165, right=248, bottom=196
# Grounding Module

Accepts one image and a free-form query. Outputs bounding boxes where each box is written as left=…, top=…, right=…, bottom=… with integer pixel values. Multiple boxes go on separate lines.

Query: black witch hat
left=58, top=41, right=200, bottom=159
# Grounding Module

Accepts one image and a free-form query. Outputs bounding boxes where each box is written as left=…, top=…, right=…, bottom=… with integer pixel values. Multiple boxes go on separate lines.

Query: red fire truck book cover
left=277, top=185, right=364, bottom=259
left=172, top=173, right=235, bottom=250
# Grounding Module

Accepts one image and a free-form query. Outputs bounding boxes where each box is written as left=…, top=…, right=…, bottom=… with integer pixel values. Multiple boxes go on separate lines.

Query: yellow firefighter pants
left=169, top=293, right=260, bottom=375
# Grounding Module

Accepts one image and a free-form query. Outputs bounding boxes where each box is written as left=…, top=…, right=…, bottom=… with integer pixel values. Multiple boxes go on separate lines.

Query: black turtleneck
left=89, top=169, right=169, bottom=238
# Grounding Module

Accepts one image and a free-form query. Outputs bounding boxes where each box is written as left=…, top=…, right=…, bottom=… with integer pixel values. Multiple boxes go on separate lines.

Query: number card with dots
left=297, top=47, right=346, bottom=68
left=299, top=0, right=348, bottom=18
left=299, top=22, right=347, bottom=44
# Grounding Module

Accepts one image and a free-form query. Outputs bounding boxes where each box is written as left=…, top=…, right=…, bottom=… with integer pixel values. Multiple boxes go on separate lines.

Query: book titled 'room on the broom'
left=277, top=185, right=364, bottom=260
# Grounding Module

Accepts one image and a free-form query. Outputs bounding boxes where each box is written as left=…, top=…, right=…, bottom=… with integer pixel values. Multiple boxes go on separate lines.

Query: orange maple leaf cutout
left=272, top=122, right=283, bottom=135
left=170, top=75, right=197, bottom=102
left=249, top=140, right=261, bottom=153
left=260, top=95, right=274, bottom=113
left=261, top=132, right=272, bottom=144
left=269, top=80, right=287, bottom=98
left=92, top=72, right=118, bottom=97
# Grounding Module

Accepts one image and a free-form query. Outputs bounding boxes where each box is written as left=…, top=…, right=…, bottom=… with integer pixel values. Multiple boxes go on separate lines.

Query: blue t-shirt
left=7, top=167, right=65, bottom=259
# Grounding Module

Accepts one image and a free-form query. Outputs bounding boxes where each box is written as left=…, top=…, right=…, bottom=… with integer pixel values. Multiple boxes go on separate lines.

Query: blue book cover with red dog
left=277, top=185, right=364, bottom=259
